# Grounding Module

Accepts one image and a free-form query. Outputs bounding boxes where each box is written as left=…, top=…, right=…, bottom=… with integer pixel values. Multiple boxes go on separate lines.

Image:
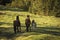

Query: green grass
left=0, top=11, right=60, bottom=27
left=0, top=11, right=60, bottom=40
left=15, top=34, right=60, bottom=40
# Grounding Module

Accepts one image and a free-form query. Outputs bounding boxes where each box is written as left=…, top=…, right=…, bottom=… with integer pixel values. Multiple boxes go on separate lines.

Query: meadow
left=0, top=11, right=60, bottom=40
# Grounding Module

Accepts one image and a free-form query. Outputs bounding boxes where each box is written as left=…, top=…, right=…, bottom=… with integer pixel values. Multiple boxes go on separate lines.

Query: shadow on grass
left=0, top=26, right=60, bottom=40
left=34, top=27, right=60, bottom=36
left=0, top=27, right=25, bottom=40
left=0, top=22, right=12, bottom=25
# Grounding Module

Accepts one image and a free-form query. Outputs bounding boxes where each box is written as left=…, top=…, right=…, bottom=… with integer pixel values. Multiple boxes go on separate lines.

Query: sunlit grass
left=15, top=33, right=60, bottom=40
left=0, top=11, right=60, bottom=27
left=0, top=11, right=60, bottom=40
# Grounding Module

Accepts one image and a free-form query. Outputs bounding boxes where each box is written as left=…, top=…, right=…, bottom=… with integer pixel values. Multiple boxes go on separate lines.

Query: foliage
left=0, top=0, right=12, bottom=5
left=0, top=0, right=60, bottom=16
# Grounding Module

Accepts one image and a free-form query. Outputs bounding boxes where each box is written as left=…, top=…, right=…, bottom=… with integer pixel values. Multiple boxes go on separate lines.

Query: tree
left=0, top=0, right=12, bottom=6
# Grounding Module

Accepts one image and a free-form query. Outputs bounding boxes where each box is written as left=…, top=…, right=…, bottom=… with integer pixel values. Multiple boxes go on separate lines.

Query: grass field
left=0, top=11, right=60, bottom=40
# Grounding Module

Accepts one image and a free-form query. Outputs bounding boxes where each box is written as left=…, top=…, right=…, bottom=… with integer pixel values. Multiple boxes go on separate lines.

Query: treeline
left=0, top=0, right=12, bottom=5
left=29, top=0, right=60, bottom=16
left=0, top=0, right=60, bottom=16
